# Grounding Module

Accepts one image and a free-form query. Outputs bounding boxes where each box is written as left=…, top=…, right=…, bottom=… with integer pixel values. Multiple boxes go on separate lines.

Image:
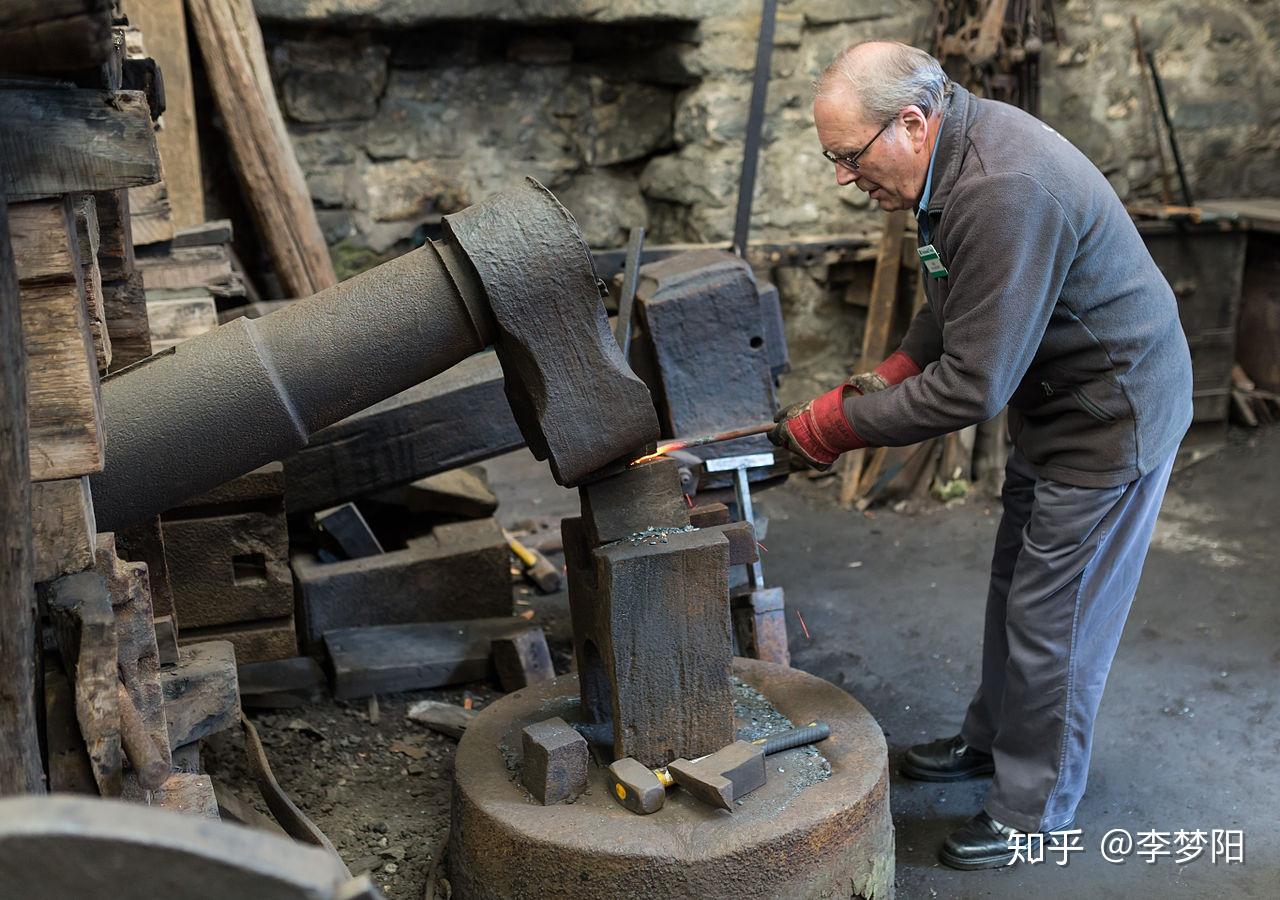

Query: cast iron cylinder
left=90, top=183, right=562, bottom=532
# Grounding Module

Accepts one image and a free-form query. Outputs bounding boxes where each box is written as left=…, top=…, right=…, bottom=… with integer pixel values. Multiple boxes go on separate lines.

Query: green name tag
left=917, top=244, right=949, bottom=279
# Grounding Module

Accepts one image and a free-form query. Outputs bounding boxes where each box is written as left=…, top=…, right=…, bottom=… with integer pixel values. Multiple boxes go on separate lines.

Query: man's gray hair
left=815, top=42, right=949, bottom=124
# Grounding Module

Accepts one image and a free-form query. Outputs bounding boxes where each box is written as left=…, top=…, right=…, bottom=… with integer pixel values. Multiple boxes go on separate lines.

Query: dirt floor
left=208, top=424, right=1277, bottom=900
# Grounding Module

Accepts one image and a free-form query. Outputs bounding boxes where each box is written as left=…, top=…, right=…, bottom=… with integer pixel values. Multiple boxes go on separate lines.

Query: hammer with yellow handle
left=607, top=721, right=830, bottom=815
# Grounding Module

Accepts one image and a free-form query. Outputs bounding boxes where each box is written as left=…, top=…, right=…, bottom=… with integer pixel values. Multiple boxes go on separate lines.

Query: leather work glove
left=846, top=350, right=922, bottom=395
left=769, top=386, right=866, bottom=471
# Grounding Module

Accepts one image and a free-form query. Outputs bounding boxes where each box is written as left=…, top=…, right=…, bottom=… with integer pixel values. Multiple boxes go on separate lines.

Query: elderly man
left=771, top=41, right=1192, bottom=869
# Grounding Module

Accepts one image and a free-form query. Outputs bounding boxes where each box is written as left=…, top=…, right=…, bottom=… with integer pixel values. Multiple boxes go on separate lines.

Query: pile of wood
left=833, top=213, right=1009, bottom=511
left=1, top=5, right=239, bottom=811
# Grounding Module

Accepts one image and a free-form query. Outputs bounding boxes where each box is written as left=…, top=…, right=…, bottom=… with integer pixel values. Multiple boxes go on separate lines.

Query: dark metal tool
left=632, top=422, right=775, bottom=463
left=1143, top=44, right=1193, bottom=206
left=614, top=225, right=645, bottom=357
left=668, top=721, right=830, bottom=811
left=608, top=722, right=830, bottom=815
left=730, top=0, right=778, bottom=258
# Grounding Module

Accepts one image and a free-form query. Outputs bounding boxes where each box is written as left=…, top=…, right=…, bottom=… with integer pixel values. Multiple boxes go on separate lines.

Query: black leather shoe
left=939, top=811, right=1019, bottom=869
left=939, top=811, right=1076, bottom=870
left=900, top=735, right=994, bottom=782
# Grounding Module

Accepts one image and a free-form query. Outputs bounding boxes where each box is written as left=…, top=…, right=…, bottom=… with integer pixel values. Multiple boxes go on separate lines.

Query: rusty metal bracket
left=240, top=713, right=349, bottom=875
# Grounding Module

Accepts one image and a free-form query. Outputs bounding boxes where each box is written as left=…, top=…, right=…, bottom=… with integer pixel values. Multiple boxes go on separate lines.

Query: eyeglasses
left=822, top=120, right=892, bottom=172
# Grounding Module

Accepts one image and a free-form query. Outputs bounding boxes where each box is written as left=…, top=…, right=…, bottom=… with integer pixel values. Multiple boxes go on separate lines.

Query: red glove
left=769, top=385, right=867, bottom=470
left=847, top=350, right=922, bottom=394
left=770, top=351, right=920, bottom=470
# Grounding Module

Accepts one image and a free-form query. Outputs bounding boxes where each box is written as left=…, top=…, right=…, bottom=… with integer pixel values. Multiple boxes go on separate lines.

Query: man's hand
left=847, top=349, right=923, bottom=395
left=770, top=399, right=834, bottom=470
left=768, top=385, right=867, bottom=471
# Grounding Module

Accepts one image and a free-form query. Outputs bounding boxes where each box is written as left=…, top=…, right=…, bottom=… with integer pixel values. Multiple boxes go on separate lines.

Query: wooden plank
left=172, top=219, right=233, bottom=248
left=20, top=278, right=104, bottom=481
left=121, top=0, right=206, bottom=228
left=43, top=656, right=98, bottom=794
left=72, top=195, right=111, bottom=371
left=5, top=0, right=109, bottom=30
left=160, top=641, right=239, bottom=750
left=126, top=181, right=174, bottom=246
left=178, top=617, right=297, bottom=664
left=0, top=195, right=45, bottom=795
left=93, top=189, right=135, bottom=281
left=7, top=198, right=79, bottom=281
left=135, top=243, right=233, bottom=290
left=145, top=294, right=217, bottom=351
left=122, top=771, right=219, bottom=818
left=324, top=618, right=534, bottom=700
left=236, top=656, right=325, bottom=709
left=102, top=272, right=152, bottom=370
left=185, top=0, right=336, bottom=296
left=115, top=516, right=175, bottom=619
left=840, top=210, right=908, bottom=507
left=0, top=88, right=161, bottom=200
left=0, top=2, right=113, bottom=76
left=31, top=476, right=95, bottom=583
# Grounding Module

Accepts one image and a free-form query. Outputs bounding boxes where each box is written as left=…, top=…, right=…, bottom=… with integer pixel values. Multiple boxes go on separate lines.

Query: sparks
left=795, top=609, right=811, bottom=640
left=630, top=441, right=684, bottom=465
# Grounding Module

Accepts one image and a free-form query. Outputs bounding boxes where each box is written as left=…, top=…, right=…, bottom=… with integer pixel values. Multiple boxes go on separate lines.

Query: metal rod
left=1131, top=18, right=1173, bottom=205
left=734, top=464, right=765, bottom=588
left=662, top=422, right=774, bottom=453
left=614, top=225, right=645, bottom=357
left=1145, top=48, right=1193, bottom=207
left=731, top=0, right=778, bottom=258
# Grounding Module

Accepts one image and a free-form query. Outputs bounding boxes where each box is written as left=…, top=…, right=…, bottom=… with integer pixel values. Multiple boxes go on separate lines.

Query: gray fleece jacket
left=848, top=84, right=1192, bottom=488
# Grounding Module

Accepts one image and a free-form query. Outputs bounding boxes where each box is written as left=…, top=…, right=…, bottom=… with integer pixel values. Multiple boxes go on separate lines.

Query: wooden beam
left=72, top=195, right=111, bottom=371
left=145, top=293, right=218, bottom=351
left=7, top=198, right=80, bottom=282
left=19, top=281, right=104, bottom=480
left=102, top=272, right=151, bottom=371
left=121, top=0, right=205, bottom=228
left=126, top=181, right=174, bottom=247
left=0, top=1, right=113, bottom=76
left=0, top=195, right=46, bottom=795
left=186, top=0, right=336, bottom=296
left=93, top=189, right=135, bottom=282
left=31, top=477, right=96, bottom=583
left=839, top=210, right=908, bottom=507
left=9, top=198, right=104, bottom=481
left=0, top=88, right=161, bottom=200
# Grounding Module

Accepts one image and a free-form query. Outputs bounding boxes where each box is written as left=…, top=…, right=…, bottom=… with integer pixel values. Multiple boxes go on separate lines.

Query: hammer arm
left=755, top=721, right=830, bottom=757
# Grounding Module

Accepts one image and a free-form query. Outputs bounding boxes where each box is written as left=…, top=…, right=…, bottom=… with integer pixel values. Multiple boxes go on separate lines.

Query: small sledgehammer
left=607, top=721, right=830, bottom=814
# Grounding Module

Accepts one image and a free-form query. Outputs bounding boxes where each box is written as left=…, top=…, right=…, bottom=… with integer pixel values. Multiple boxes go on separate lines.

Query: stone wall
left=254, top=0, right=1280, bottom=398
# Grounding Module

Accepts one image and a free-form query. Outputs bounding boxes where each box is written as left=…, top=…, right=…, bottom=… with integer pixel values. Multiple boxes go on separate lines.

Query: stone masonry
left=253, top=0, right=1280, bottom=398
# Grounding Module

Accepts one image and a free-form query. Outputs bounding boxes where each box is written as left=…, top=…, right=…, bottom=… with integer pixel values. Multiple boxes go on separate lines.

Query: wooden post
left=185, top=0, right=336, bottom=296
left=839, top=210, right=908, bottom=507
left=122, top=0, right=206, bottom=229
left=0, top=196, right=46, bottom=795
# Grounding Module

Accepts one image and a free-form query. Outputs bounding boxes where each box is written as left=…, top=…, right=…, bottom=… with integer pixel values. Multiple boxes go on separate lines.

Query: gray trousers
left=959, top=446, right=1176, bottom=833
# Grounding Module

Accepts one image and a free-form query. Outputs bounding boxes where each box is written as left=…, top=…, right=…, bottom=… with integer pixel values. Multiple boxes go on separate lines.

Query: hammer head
left=607, top=758, right=666, bottom=815
left=668, top=741, right=766, bottom=811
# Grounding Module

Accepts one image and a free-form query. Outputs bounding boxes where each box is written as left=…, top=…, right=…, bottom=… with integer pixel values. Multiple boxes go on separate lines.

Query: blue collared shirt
left=916, top=127, right=941, bottom=244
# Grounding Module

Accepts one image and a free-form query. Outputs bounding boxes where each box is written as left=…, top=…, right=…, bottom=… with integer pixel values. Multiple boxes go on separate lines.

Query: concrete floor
left=487, top=424, right=1277, bottom=899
